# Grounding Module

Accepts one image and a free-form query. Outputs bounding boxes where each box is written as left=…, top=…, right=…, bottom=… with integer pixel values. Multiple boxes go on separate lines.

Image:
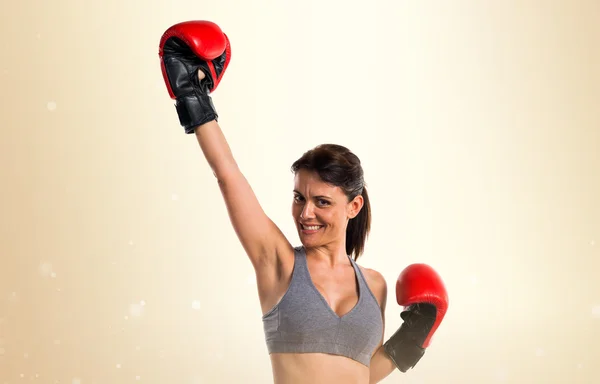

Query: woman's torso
left=259, top=246, right=383, bottom=383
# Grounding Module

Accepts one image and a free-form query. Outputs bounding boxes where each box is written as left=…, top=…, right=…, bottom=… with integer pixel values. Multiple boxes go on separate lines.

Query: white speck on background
left=47, top=102, right=57, bottom=111
left=129, top=303, right=144, bottom=317
left=39, top=262, right=54, bottom=278
left=493, top=368, right=508, bottom=382
left=469, top=275, right=478, bottom=286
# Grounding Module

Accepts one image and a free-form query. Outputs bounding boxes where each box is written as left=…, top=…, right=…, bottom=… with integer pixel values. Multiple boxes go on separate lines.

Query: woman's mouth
left=300, top=224, right=324, bottom=233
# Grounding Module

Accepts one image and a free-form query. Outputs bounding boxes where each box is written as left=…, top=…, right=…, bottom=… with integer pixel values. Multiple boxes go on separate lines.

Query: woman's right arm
left=194, top=120, right=291, bottom=270
left=158, top=21, right=290, bottom=274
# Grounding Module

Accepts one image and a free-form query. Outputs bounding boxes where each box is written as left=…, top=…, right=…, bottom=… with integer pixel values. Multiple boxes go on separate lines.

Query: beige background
left=1, top=0, right=599, bottom=383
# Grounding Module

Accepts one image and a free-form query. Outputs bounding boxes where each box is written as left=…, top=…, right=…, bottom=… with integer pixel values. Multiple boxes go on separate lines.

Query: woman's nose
left=300, top=202, right=315, bottom=219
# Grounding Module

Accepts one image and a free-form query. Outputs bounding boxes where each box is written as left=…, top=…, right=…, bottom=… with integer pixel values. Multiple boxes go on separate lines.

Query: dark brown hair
left=291, top=144, right=371, bottom=260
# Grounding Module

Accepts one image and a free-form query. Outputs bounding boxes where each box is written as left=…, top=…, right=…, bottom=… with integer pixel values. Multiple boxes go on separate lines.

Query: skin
left=194, top=71, right=397, bottom=383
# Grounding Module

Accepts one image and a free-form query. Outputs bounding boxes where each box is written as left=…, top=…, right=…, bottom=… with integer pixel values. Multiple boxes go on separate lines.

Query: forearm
left=194, top=120, right=239, bottom=179
left=369, top=346, right=397, bottom=383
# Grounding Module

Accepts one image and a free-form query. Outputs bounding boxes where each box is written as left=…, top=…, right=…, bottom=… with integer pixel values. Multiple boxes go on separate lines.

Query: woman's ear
left=347, top=195, right=364, bottom=219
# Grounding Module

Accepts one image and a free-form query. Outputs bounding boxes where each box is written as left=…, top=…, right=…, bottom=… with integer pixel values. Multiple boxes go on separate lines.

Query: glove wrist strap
left=175, top=92, right=218, bottom=134
left=383, top=324, right=426, bottom=373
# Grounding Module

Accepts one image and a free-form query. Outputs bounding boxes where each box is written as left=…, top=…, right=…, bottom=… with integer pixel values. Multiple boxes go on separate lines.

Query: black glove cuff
left=383, top=326, right=426, bottom=373
left=175, top=92, right=218, bottom=134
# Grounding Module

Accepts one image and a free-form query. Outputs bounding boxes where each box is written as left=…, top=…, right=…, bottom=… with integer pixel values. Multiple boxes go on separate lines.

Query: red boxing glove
left=383, top=263, right=449, bottom=372
left=158, top=21, right=232, bottom=133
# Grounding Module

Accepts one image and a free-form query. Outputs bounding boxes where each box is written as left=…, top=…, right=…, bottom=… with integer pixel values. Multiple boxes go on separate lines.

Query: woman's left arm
left=369, top=345, right=397, bottom=383
left=363, top=270, right=397, bottom=383
left=370, top=263, right=450, bottom=382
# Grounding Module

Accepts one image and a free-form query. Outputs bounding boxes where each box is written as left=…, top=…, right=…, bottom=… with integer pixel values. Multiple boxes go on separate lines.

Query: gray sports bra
left=262, top=246, right=383, bottom=367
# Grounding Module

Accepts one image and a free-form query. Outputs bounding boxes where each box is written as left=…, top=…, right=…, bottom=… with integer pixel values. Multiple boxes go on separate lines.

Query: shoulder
left=359, top=266, right=387, bottom=309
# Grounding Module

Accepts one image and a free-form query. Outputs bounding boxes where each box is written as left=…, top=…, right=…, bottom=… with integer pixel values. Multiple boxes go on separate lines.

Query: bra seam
left=350, top=258, right=382, bottom=313
left=260, top=247, right=300, bottom=320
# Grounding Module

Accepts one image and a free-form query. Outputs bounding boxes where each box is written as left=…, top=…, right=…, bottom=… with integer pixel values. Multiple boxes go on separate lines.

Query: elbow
left=212, top=169, right=223, bottom=184
left=212, top=162, right=239, bottom=183
left=213, top=164, right=243, bottom=189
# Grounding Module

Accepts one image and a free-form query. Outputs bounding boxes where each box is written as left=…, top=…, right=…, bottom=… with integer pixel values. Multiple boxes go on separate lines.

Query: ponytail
left=346, top=186, right=371, bottom=261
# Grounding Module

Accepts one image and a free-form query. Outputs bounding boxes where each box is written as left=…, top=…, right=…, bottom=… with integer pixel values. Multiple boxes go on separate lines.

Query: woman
left=158, top=20, right=448, bottom=384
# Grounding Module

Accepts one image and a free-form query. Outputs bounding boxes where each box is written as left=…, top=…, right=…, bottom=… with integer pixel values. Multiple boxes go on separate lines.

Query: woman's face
left=291, top=169, right=362, bottom=251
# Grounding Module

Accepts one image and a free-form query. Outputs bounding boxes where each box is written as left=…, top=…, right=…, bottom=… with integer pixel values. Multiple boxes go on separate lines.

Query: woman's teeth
left=302, top=225, right=322, bottom=230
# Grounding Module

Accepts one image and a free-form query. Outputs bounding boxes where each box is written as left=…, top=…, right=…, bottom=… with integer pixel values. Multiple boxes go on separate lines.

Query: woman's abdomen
left=270, top=353, right=369, bottom=384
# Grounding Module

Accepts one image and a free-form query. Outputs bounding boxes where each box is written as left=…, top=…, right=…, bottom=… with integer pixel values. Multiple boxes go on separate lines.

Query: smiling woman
left=290, top=144, right=370, bottom=261
left=260, top=146, right=384, bottom=382
left=158, top=19, right=449, bottom=384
